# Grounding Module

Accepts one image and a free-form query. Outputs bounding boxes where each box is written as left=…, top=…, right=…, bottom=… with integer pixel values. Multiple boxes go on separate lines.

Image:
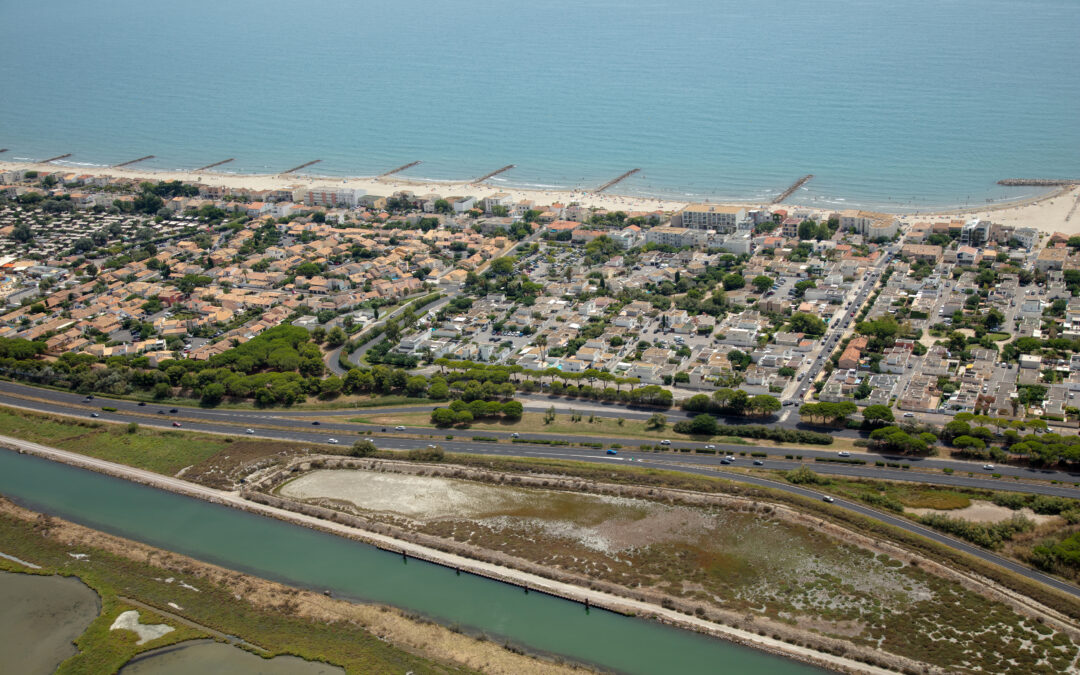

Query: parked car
left=903, top=412, right=915, bottom=418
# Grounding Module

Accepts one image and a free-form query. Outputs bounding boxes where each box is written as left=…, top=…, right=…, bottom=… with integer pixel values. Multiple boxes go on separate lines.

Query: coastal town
left=1, top=164, right=1079, bottom=432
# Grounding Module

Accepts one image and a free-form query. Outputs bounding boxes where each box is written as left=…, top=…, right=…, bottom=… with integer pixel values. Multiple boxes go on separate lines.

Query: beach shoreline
left=3, top=159, right=1078, bottom=235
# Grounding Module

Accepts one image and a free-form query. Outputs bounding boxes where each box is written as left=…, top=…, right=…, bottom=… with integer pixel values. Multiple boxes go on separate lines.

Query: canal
left=0, top=449, right=821, bottom=674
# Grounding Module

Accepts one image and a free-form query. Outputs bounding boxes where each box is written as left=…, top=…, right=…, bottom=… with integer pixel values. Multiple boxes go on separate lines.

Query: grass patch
left=0, top=406, right=303, bottom=479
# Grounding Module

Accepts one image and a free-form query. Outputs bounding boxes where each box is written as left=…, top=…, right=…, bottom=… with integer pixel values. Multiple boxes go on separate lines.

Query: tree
left=687, top=414, right=718, bottom=435
left=751, top=275, right=774, bottom=293
left=489, top=257, right=516, bottom=276
left=797, top=220, right=819, bottom=240
left=502, top=400, right=524, bottom=420
left=320, top=375, right=343, bottom=398
left=200, top=382, right=225, bottom=406
left=749, top=395, right=781, bottom=416
left=433, top=199, right=452, bottom=214
left=722, top=273, right=745, bottom=291
left=405, top=375, right=428, bottom=397
left=862, top=404, right=894, bottom=426
left=326, top=326, right=347, bottom=347
left=350, top=440, right=377, bottom=457
left=789, top=312, right=827, bottom=337
left=646, top=413, right=667, bottom=429
left=429, top=378, right=450, bottom=400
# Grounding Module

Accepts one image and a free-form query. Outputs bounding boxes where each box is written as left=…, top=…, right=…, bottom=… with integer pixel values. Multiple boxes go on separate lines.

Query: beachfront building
left=671, top=204, right=745, bottom=233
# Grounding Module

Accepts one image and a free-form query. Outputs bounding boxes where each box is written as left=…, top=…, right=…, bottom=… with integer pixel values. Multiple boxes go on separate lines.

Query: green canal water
left=0, top=450, right=821, bottom=675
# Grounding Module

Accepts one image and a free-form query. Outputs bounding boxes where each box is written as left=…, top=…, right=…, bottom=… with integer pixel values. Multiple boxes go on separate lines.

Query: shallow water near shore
left=0, top=570, right=100, bottom=675
left=1, top=0, right=1078, bottom=209
left=120, top=640, right=344, bottom=675
left=0, top=449, right=822, bottom=674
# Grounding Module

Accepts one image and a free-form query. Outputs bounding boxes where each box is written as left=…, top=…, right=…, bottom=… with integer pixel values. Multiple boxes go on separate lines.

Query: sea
left=1, top=0, right=1078, bottom=211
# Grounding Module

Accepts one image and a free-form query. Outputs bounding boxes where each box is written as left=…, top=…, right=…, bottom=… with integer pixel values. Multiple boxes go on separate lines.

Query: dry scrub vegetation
left=273, top=461, right=1080, bottom=675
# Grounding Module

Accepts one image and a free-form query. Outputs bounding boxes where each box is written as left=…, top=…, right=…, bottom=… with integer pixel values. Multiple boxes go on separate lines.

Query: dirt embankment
left=0, top=497, right=586, bottom=675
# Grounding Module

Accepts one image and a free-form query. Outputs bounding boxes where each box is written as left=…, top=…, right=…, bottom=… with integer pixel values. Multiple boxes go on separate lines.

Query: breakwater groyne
left=41, top=153, right=72, bottom=164
left=998, top=179, right=1079, bottom=186
left=773, top=174, right=814, bottom=204
left=113, top=155, right=155, bottom=168
left=473, top=164, right=516, bottom=183
left=281, top=160, right=321, bottom=174
left=194, top=158, right=235, bottom=172
left=595, top=168, right=641, bottom=193
left=378, top=161, right=421, bottom=178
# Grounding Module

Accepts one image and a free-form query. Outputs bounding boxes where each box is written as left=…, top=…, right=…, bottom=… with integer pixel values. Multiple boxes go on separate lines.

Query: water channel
left=0, top=450, right=821, bottom=674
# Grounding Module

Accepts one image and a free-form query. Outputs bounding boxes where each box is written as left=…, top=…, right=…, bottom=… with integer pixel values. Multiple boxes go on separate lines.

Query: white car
left=660, top=439, right=671, bottom=446
left=902, top=412, right=915, bottom=418
left=327, top=438, right=339, bottom=444
left=704, top=444, right=715, bottom=450
left=822, top=495, right=835, bottom=503
left=838, top=451, right=851, bottom=457
left=395, top=425, right=406, bottom=431
left=245, top=428, right=254, bottom=434
left=983, top=464, right=995, bottom=470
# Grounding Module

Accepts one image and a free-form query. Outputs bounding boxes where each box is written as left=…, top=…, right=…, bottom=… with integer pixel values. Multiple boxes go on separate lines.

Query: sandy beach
left=4, top=159, right=1079, bottom=235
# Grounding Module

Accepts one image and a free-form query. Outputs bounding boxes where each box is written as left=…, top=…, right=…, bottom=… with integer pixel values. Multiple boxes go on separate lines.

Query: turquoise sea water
left=1, top=0, right=1078, bottom=210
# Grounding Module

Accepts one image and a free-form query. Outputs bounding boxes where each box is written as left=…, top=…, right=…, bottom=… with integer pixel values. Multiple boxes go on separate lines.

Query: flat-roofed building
left=1036, top=246, right=1068, bottom=273
left=671, top=204, right=745, bottom=232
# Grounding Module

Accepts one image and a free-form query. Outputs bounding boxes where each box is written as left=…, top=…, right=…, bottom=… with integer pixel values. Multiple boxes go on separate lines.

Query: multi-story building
left=671, top=204, right=745, bottom=232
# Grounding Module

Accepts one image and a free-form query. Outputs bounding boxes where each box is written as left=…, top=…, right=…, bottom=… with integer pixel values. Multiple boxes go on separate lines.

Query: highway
left=1, top=379, right=1079, bottom=599
left=2, top=380, right=1074, bottom=488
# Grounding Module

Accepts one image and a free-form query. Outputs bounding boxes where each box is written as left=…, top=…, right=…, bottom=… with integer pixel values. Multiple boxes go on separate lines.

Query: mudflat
left=0, top=570, right=100, bottom=675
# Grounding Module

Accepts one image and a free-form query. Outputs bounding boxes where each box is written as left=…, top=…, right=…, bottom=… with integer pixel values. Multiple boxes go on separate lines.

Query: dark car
left=169, top=408, right=178, bottom=413
left=138, top=401, right=147, bottom=406
left=311, top=421, right=321, bottom=426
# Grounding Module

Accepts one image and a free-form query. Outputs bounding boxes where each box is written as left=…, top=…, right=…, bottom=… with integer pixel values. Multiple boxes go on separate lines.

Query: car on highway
left=659, top=439, right=671, bottom=445
left=327, top=438, right=339, bottom=444
left=90, top=412, right=99, bottom=418
left=704, top=444, right=715, bottom=450
left=172, top=421, right=181, bottom=427
left=169, top=408, right=178, bottom=413
left=395, top=425, right=406, bottom=431
left=245, top=428, right=254, bottom=434
left=511, top=433, right=519, bottom=438
left=838, top=451, right=851, bottom=457
left=720, top=458, right=732, bottom=464
left=605, top=449, right=618, bottom=455
left=822, top=495, right=835, bottom=503
left=137, top=401, right=146, bottom=406
left=753, top=460, right=764, bottom=466
left=983, top=464, right=995, bottom=471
